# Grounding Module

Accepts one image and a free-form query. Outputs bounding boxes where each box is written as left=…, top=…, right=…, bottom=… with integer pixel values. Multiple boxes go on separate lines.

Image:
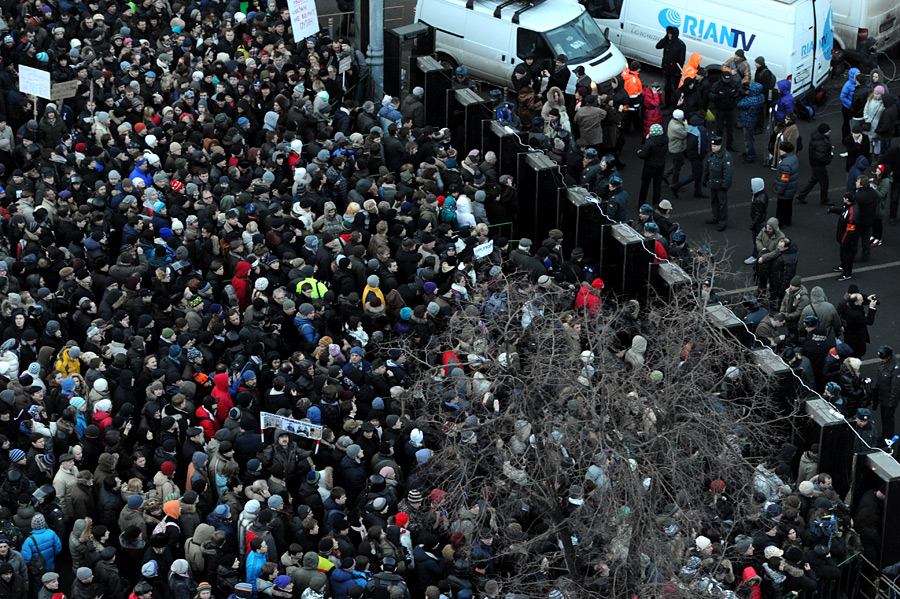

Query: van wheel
left=436, top=53, right=458, bottom=73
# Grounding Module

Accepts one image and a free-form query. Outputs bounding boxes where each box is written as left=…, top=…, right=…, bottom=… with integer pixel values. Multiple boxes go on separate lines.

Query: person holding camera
left=838, top=292, right=878, bottom=358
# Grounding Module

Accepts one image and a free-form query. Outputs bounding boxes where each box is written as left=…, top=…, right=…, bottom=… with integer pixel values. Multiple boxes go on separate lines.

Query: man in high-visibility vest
left=295, top=265, right=329, bottom=298
left=621, top=61, right=644, bottom=134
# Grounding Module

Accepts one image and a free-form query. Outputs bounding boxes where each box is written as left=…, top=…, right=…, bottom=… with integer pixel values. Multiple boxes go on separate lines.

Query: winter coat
left=750, top=187, right=769, bottom=229
left=21, top=528, right=62, bottom=572
left=841, top=69, right=859, bottom=109
left=755, top=218, right=785, bottom=274
left=875, top=354, right=900, bottom=408
left=774, top=153, right=799, bottom=199
left=656, top=27, right=686, bottom=75
left=800, top=287, right=844, bottom=339
left=574, top=104, right=605, bottom=146
left=807, top=129, right=834, bottom=166
left=703, top=149, right=733, bottom=190
left=863, top=95, right=885, bottom=140
left=638, top=134, right=668, bottom=171
left=412, top=546, right=444, bottom=589
left=400, top=94, right=425, bottom=128
left=642, top=88, right=663, bottom=137
left=848, top=156, right=870, bottom=192
left=517, top=87, right=543, bottom=127
left=668, top=118, right=688, bottom=153
left=797, top=451, right=818, bottom=482
left=737, top=82, right=765, bottom=129
left=779, top=284, right=810, bottom=330
left=841, top=302, right=876, bottom=358
left=875, top=93, right=898, bottom=138
left=775, top=80, right=795, bottom=123
left=685, top=116, right=708, bottom=160
left=856, top=186, right=878, bottom=226
left=770, top=240, right=799, bottom=298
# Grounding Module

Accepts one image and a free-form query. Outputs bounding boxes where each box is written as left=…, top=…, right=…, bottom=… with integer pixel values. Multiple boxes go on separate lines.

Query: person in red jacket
left=739, top=566, right=762, bottom=599
left=575, top=278, right=604, bottom=315
left=232, top=260, right=253, bottom=312
left=212, top=372, right=233, bottom=427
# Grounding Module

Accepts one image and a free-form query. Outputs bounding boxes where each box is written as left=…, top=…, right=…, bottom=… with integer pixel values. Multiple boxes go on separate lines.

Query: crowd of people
left=0, top=0, right=894, bottom=598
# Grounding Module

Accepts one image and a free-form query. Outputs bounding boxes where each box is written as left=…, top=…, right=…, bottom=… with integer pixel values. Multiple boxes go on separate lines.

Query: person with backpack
left=797, top=123, right=835, bottom=206
left=709, top=71, right=739, bottom=152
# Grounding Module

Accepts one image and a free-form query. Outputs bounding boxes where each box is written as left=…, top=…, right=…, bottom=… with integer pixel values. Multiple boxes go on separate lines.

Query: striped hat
left=197, top=582, right=211, bottom=592
left=235, top=582, right=253, bottom=597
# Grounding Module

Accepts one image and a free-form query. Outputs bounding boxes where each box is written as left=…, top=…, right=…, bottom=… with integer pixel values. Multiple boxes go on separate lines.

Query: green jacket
left=703, top=149, right=734, bottom=190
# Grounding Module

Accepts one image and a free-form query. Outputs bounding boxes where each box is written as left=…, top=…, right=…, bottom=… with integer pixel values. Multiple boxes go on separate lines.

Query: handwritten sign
left=473, top=240, right=494, bottom=259
left=339, top=55, right=352, bottom=74
left=51, top=80, right=80, bottom=100
left=19, top=66, right=51, bottom=100
left=288, top=0, right=318, bottom=43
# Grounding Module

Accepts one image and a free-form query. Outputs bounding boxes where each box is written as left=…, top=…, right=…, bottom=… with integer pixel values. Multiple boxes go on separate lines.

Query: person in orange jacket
left=621, top=62, right=644, bottom=133
left=680, top=53, right=702, bottom=88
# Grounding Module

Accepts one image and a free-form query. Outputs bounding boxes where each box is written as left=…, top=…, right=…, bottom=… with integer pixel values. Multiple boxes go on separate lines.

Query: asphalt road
left=608, top=59, right=900, bottom=381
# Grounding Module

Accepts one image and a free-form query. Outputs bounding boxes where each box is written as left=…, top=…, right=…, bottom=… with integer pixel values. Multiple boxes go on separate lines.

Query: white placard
left=474, top=240, right=494, bottom=259
left=260, top=410, right=323, bottom=440
left=288, top=0, right=319, bottom=43
left=19, top=66, right=51, bottom=100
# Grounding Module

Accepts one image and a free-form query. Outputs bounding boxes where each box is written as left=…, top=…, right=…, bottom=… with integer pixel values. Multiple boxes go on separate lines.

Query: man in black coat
left=656, top=26, right=686, bottom=109
left=853, top=175, right=879, bottom=262
left=637, top=123, right=668, bottom=205
left=873, top=345, right=900, bottom=440
left=798, top=123, right=834, bottom=205
left=543, top=54, right=571, bottom=98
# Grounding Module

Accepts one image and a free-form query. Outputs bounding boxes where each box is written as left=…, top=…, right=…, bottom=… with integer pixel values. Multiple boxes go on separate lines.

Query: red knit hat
left=161, top=461, right=176, bottom=475
left=395, top=513, right=409, bottom=527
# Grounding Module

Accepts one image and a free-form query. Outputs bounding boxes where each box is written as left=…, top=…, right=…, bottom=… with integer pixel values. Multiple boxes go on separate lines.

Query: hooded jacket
left=875, top=93, right=898, bottom=138
left=755, top=218, right=785, bottom=270
left=656, top=27, right=686, bottom=74
left=841, top=68, right=860, bottom=109
left=750, top=178, right=768, bottom=228
left=231, top=261, right=253, bottom=313
left=807, top=125, right=833, bottom=166
left=847, top=155, right=870, bottom=192
left=775, top=79, right=795, bottom=123
left=680, top=53, right=702, bottom=87
left=800, top=287, right=843, bottom=339
left=212, top=373, right=233, bottom=427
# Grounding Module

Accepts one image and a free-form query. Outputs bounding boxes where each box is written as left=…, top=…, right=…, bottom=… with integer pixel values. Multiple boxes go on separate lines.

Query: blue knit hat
left=9, top=449, right=24, bottom=462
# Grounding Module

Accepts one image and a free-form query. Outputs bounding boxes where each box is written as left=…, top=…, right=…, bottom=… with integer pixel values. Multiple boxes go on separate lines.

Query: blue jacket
left=129, top=165, right=153, bottom=187
left=245, top=549, right=267, bottom=585
left=848, top=155, right=870, bottom=192
left=293, top=316, right=320, bottom=344
left=330, top=568, right=369, bottom=599
left=775, top=80, right=795, bottom=123
left=737, top=82, right=765, bottom=128
left=21, top=528, right=62, bottom=571
left=841, top=68, right=860, bottom=109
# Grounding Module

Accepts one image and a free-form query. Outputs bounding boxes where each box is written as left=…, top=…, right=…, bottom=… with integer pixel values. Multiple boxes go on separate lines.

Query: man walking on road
left=703, top=136, right=734, bottom=231
left=797, top=123, right=834, bottom=206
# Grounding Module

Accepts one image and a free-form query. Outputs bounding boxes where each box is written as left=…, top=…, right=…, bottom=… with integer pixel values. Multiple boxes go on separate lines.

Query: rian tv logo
left=658, top=8, right=756, bottom=51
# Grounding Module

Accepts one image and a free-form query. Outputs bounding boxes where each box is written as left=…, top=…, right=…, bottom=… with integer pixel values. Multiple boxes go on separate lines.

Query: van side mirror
left=603, top=27, right=609, bottom=39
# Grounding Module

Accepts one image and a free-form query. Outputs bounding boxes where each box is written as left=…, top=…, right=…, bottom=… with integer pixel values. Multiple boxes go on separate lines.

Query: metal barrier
left=486, top=221, right=514, bottom=241
left=782, top=552, right=900, bottom=599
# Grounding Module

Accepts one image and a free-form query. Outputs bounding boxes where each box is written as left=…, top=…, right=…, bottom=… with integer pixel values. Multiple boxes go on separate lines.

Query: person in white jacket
left=455, top=195, right=477, bottom=229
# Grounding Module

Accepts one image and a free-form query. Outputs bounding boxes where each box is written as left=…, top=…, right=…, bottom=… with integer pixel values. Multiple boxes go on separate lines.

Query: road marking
left=723, top=260, right=900, bottom=295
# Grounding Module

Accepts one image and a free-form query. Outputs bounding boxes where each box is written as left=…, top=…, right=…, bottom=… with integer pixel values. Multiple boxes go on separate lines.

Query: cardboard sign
left=339, top=55, right=352, bottom=74
left=260, top=410, right=323, bottom=440
left=288, top=0, right=318, bottom=43
left=19, top=66, right=51, bottom=100
left=473, top=240, right=494, bottom=259
left=51, top=80, right=80, bottom=100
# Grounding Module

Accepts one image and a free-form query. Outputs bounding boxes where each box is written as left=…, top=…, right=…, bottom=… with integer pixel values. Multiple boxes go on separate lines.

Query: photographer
left=838, top=292, right=878, bottom=357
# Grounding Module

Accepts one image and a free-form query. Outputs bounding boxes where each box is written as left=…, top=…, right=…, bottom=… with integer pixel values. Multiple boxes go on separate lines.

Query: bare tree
left=399, top=271, right=792, bottom=598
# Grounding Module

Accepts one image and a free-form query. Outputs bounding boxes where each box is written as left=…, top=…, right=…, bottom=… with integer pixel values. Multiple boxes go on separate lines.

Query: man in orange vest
left=621, top=61, right=643, bottom=133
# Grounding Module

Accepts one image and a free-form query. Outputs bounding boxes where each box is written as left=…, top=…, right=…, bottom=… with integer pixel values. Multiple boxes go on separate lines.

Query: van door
left=810, top=0, right=834, bottom=92
left=461, top=11, right=513, bottom=83
left=515, top=26, right=556, bottom=77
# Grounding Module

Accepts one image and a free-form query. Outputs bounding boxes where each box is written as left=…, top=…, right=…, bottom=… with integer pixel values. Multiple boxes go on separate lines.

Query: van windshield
left=543, top=12, right=610, bottom=63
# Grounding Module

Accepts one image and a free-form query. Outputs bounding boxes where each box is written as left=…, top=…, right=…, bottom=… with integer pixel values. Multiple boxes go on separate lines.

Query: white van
left=832, top=0, right=900, bottom=60
left=583, top=0, right=833, bottom=99
left=414, top=0, right=627, bottom=95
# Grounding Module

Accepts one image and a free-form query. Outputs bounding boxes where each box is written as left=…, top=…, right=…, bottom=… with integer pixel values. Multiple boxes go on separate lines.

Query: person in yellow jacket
left=295, top=266, right=329, bottom=298
left=55, top=345, right=82, bottom=376
left=362, top=274, right=386, bottom=308
left=621, top=61, right=644, bottom=133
